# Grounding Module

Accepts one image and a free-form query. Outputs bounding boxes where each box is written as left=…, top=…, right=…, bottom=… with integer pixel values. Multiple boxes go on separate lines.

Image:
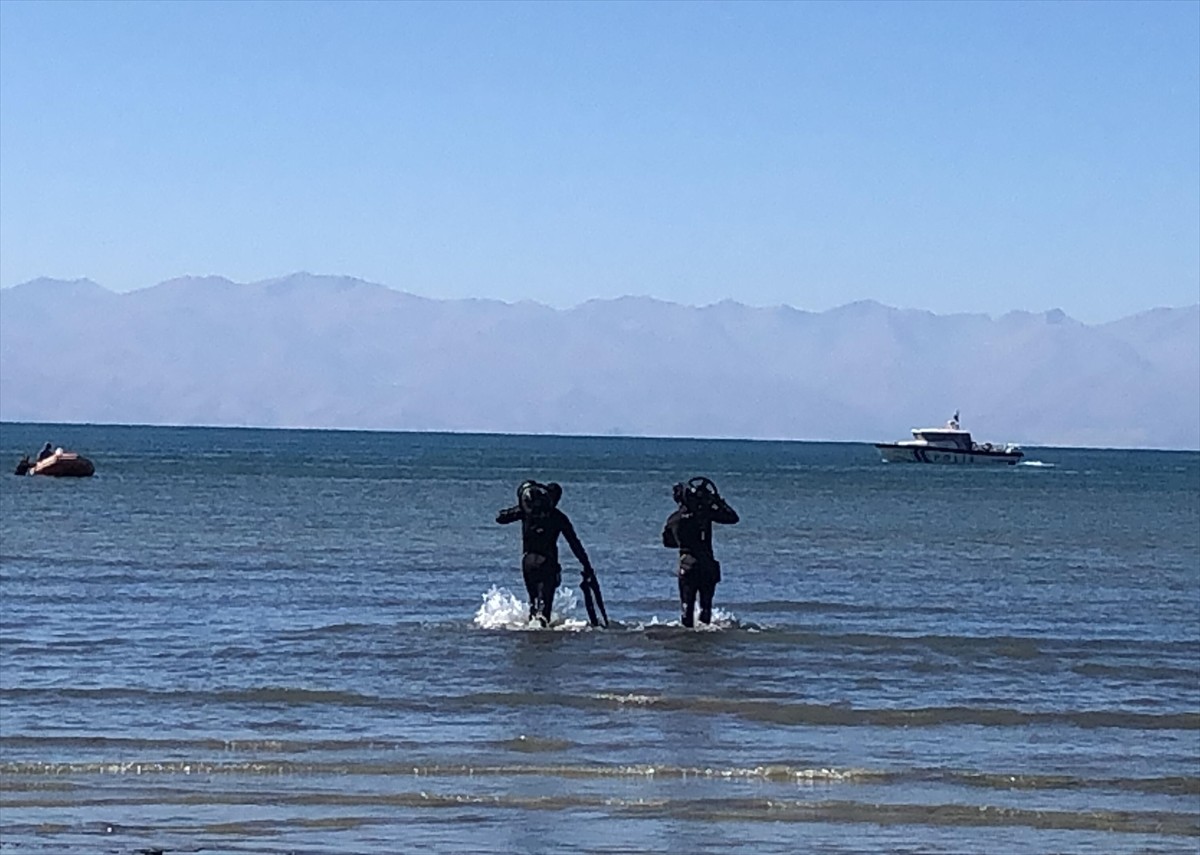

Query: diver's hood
left=518, top=480, right=560, bottom=514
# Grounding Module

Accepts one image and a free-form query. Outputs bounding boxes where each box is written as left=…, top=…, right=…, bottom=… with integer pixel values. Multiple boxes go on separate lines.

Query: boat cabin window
left=914, top=430, right=971, bottom=449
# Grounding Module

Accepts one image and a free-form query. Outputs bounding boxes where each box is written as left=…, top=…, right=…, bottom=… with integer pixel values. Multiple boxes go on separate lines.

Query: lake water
left=1, top=422, right=1197, bottom=854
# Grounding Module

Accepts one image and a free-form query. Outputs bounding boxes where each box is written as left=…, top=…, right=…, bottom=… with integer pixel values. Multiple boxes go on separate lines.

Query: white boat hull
left=876, top=444, right=1022, bottom=465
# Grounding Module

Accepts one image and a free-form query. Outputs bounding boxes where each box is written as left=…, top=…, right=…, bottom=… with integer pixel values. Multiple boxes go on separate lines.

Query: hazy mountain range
left=1, top=273, right=1197, bottom=449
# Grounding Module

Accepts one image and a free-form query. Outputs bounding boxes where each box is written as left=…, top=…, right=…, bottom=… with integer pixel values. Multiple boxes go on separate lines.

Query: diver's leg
left=526, top=586, right=540, bottom=622
left=522, top=555, right=541, bottom=622
left=698, top=577, right=715, bottom=625
left=532, top=579, right=549, bottom=626
left=678, top=574, right=697, bottom=628
left=539, top=566, right=560, bottom=625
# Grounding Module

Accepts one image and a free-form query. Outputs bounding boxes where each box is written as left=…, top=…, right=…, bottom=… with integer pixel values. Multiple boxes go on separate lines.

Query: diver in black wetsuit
left=662, top=476, right=739, bottom=627
left=496, top=480, right=595, bottom=626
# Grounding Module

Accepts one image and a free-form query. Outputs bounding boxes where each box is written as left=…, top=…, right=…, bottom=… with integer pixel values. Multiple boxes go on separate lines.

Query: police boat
left=875, top=412, right=1023, bottom=465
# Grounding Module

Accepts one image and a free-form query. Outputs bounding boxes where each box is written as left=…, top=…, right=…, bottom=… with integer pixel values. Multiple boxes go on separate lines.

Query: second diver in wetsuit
left=662, top=476, right=739, bottom=627
left=496, top=480, right=595, bottom=626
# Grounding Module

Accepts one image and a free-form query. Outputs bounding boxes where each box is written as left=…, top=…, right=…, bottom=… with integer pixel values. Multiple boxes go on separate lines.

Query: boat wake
left=1016, top=460, right=1056, bottom=468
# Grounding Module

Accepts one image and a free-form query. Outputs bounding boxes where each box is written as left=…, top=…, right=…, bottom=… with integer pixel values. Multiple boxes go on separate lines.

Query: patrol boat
left=875, top=412, right=1023, bottom=465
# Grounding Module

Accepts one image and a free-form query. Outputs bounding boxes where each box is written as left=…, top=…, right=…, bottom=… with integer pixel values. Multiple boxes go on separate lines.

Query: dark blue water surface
left=1, top=422, right=1197, bottom=854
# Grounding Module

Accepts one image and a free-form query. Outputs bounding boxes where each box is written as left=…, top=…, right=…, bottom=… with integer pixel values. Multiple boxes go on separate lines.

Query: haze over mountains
left=1, top=273, right=1197, bottom=449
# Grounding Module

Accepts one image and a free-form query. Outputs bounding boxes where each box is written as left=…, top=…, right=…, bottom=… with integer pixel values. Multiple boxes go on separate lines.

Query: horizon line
left=2, top=419, right=1197, bottom=454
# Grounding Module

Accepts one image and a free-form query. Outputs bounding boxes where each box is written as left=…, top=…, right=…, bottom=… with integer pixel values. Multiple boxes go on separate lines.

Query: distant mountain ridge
left=1, top=273, right=1197, bottom=449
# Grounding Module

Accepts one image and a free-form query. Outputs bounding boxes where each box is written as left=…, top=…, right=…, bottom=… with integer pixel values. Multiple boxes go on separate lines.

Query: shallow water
left=1, top=423, right=1197, bottom=853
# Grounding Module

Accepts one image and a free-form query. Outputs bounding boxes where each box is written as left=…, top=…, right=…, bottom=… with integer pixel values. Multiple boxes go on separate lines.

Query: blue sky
left=1, top=0, right=1196, bottom=322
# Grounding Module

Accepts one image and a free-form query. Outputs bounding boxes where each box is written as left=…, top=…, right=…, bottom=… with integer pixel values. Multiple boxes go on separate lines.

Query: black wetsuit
left=662, top=498, right=739, bottom=626
left=496, top=505, right=592, bottom=624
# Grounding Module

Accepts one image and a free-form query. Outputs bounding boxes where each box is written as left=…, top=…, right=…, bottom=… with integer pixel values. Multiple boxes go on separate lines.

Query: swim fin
left=581, top=573, right=608, bottom=628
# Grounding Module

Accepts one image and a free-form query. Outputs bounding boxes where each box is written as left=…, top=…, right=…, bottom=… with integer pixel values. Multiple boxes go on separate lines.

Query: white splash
left=706, top=606, right=740, bottom=629
left=1017, top=460, right=1056, bottom=468
left=596, top=692, right=660, bottom=706
left=473, top=585, right=592, bottom=631
left=639, top=607, right=741, bottom=631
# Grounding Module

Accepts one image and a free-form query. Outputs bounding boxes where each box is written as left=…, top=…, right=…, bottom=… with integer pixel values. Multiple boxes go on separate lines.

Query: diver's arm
left=496, top=505, right=523, bottom=525
left=558, top=512, right=593, bottom=575
left=662, top=513, right=679, bottom=548
left=709, top=500, right=739, bottom=525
